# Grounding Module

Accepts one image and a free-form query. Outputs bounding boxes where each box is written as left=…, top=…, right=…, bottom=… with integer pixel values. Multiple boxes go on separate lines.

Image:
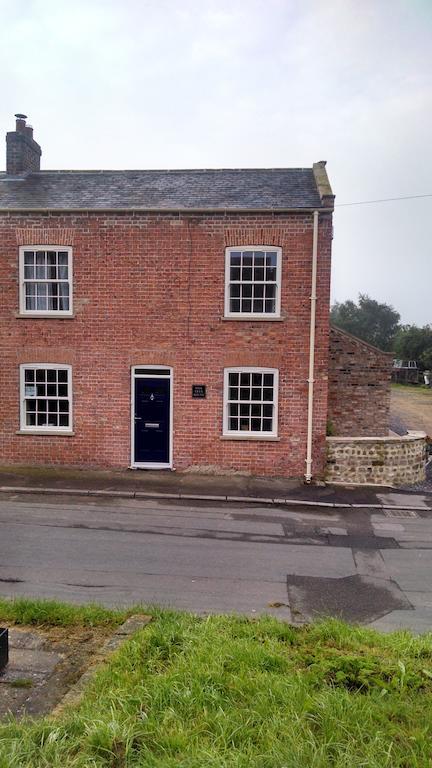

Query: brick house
left=0, top=115, right=337, bottom=479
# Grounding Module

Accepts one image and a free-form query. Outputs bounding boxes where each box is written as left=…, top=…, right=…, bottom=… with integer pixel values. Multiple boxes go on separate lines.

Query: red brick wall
left=0, top=211, right=332, bottom=477
left=327, top=327, right=392, bottom=437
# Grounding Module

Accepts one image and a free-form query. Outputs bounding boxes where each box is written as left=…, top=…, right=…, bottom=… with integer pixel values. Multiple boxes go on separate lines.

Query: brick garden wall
left=326, top=433, right=427, bottom=486
left=0, top=211, right=332, bottom=477
left=327, top=326, right=392, bottom=437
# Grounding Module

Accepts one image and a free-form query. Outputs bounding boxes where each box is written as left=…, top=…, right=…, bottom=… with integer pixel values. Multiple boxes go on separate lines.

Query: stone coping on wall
left=327, top=431, right=427, bottom=444
left=326, top=432, right=427, bottom=487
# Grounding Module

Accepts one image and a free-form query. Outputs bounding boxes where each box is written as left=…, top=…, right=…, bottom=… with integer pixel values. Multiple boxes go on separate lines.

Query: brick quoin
left=0, top=211, right=332, bottom=477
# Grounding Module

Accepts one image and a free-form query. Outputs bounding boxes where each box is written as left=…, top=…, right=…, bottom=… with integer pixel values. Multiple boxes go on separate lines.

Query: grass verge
left=0, top=597, right=132, bottom=628
left=391, top=383, right=432, bottom=395
left=1, top=599, right=432, bottom=766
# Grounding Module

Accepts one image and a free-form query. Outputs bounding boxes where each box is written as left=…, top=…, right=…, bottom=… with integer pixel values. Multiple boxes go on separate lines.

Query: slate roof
left=0, top=168, right=331, bottom=211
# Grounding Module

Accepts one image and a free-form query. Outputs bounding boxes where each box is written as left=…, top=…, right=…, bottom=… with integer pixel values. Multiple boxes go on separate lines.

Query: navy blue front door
left=134, top=377, right=170, bottom=465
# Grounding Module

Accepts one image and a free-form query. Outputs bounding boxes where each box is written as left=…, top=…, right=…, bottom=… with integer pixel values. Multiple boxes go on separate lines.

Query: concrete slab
left=353, top=549, right=387, bottom=577
left=404, top=591, right=432, bottom=609
left=0, top=667, right=46, bottom=685
left=381, top=550, right=432, bottom=592
left=390, top=532, right=432, bottom=542
left=373, top=523, right=405, bottom=532
left=0, top=616, right=152, bottom=719
left=0, top=632, right=63, bottom=718
left=373, top=530, right=404, bottom=538
left=3, top=648, right=62, bottom=674
left=8, top=629, right=45, bottom=650
left=368, top=608, right=432, bottom=634
left=377, top=492, right=431, bottom=510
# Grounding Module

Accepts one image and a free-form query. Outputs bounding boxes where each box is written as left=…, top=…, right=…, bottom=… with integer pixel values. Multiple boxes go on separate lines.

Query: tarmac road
left=1, top=491, right=432, bottom=633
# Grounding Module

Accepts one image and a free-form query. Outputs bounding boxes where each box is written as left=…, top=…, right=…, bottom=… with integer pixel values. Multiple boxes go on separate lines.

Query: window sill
left=221, top=315, right=284, bottom=322
left=15, top=313, right=75, bottom=320
left=16, top=430, right=75, bottom=437
left=221, top=434, right=280, bottom=442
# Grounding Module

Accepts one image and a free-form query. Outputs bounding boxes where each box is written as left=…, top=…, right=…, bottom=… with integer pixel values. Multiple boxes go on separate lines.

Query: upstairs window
left=20, top=364, right=72, bottom=433
left=223, top=368, right=278, bottom=438
left=224, top=246, right=282, bottom=318
left=19, top=246, right=73, bottom=315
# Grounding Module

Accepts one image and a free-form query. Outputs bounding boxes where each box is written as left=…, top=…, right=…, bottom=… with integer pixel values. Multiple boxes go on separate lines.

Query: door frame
left=130, top=365, right=173, bottom=470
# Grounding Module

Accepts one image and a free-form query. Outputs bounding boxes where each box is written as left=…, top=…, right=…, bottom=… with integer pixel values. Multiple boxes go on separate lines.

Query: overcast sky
left=1, top=0, right=431, bottom=325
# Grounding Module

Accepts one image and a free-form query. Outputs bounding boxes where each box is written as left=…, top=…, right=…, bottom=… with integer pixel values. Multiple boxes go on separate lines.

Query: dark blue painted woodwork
left=134, top=377, right=170, bottom=464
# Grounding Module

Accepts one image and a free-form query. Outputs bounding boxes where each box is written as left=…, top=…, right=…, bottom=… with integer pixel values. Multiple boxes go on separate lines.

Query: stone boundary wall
left=326, top=432, right=427, bottom=486
left=328, top=326, right=392, bottom=437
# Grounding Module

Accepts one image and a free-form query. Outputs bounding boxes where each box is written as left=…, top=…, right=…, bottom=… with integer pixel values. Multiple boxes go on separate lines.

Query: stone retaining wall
left=326, top=432, right=427, bottom=486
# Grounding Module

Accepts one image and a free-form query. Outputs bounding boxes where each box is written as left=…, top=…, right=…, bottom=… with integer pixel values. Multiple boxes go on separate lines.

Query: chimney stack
left=6, top=114, right=41, bottom=175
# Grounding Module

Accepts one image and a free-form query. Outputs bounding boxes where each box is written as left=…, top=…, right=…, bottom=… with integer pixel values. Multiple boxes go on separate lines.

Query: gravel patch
left=400, top=459, right=432, bottom=494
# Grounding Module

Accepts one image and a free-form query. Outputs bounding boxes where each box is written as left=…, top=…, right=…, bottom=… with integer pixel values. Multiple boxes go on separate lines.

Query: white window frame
left=19, top=246, right=73, bottom=317
left=19, top=363, right=73, bottom=434
left=223, top=367, right=279, bottom=439
left=224, top=246, right=282, bottom=319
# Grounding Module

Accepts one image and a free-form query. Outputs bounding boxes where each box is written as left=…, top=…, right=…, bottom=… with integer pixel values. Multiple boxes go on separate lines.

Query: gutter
left=305, top=210, right=319, bottom=483
left=0, top=206, right=335, bottom=215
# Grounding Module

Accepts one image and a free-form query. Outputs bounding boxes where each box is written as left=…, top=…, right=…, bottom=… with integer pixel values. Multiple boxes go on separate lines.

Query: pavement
left=1, top=485, right=432, bottom=633
left=0, top=464, right=430, bottom=506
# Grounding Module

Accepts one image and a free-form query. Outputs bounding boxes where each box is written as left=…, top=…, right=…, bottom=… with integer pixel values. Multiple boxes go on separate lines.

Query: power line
left=335, top=193, right=432, bottom=207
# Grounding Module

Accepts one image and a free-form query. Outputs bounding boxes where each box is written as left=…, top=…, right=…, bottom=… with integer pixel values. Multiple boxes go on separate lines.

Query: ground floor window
left=20, top=364, right=72, bottom=432
left=223, top=368, right=278, bottom=437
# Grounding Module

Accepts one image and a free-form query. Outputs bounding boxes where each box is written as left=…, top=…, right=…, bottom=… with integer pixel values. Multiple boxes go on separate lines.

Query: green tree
left=330, top=294, right=400, bottom=351
left=393, top=325, right=432, bottom=371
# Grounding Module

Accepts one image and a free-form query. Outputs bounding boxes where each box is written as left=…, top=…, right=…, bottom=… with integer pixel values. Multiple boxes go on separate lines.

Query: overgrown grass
left=1, top=600, right=432, bottom=766
left=0, top=597, right=132, bottom=628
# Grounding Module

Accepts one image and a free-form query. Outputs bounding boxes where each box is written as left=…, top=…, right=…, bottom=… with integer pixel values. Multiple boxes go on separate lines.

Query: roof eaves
left=0, top=205, right=334, bottom=214
left=0, top=167, right=318, bottom=176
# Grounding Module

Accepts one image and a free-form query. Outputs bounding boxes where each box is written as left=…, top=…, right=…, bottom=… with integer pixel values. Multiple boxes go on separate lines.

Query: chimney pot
left=15, top=116, right=26, bottom=133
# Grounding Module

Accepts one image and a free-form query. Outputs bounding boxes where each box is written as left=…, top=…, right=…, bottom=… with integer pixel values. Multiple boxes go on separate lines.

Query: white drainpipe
left=305, top=210, right=319, bottom=483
